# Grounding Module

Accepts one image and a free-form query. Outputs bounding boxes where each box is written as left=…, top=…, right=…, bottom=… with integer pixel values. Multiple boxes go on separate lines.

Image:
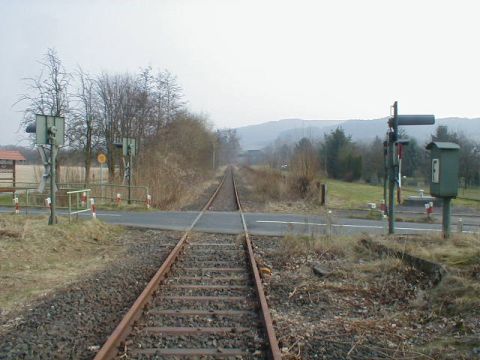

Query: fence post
left=81, top=191, right=87, bottom=207
left=26, top=189, right=29, bottom=215
left=68, top=192, right=72, bottom=223
left=14, top=196, right=19, bottom=214
left=91, top=198, right=96, bottom=218
left=320, top=184, right=327, bottom=206
left=457, top=218, right=463, bottom=233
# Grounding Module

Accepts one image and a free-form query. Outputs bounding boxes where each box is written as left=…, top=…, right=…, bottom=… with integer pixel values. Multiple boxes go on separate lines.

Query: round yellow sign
left=97, top=153, right=107, bottom=164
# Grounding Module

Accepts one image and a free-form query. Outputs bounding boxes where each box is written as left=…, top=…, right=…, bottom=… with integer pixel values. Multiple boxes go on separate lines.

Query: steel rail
left=95, top=167, right=281, bottom=359
left=93, top=171, right=227, bottom=360
left=232, top=168, right=282, bottom=360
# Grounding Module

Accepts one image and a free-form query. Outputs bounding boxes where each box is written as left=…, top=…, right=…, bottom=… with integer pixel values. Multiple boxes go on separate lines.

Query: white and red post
left=14, top=197, right=19, bottom=214
left=146, top=194, right=152, bottom=209
left=91, top=198, right=96, bottom=218
left=425, top=201, right=433, bottom=219
left=116, top=193, right=121, bottom=206
left=81, top=191, right=87, bottom=207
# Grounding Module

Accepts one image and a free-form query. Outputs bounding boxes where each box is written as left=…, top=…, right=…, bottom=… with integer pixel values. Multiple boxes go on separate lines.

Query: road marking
left=256, top=220, right=327, bottom=227
left=256, top=220, right=384, bottom=229
left=79, top=213, right=122, bottom=217
left=254, top=219, right=477, bottom=233
left=333, top=223, right=383, bottom=229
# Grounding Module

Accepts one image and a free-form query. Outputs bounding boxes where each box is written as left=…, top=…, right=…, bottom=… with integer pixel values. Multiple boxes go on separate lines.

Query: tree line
left=17, top=49, right=239, bottom=187
left=264, top=125, right=480, bottom=189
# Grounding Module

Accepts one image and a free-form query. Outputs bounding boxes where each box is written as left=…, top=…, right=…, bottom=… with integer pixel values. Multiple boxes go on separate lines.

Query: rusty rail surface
left=94, top=172, right=227, bottom=360
left=94, top=167, right=281, bottom=359
left=232, top=169, right=282, bottom=359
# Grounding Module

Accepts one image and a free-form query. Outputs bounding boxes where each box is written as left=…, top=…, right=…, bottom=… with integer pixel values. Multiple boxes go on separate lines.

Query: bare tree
left=155, top=70, right=184, bottom=127
left=16, top=48, right=71, bottom=182
left=96, top=72, right=120, bottom=180
left=69, top=66, right=100, bottom=184
left=216, top=129, right=240, bottom=165
left=18, top=48, right=70, bottom=127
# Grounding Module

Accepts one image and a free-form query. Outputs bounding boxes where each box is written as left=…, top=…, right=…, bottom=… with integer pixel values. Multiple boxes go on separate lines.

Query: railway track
left=94, top=168, right=281, bottom=359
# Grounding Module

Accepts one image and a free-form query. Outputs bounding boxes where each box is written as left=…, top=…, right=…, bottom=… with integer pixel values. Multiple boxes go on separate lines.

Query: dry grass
left=248, top=166, right=290, bottom=201
left=136, top=153, right=222, bottom=210
left=277, top=233, right=360, bottom=261
left=261, top=232, right=480, bottom=358
left=0, top=215, right=123, bottom=313
left=240, top=166, right=325, bottom=213
left=258, top=233, right=435, bottom=359
left=373, top=233, right=480, bottom=319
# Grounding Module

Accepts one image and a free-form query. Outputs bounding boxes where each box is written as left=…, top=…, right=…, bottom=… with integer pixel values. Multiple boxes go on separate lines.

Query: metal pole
left=128, top=147, right=132, bottom=205
left=12, top=160, right=16, bottom=199
left=442, top=197, right=452, bottom=238
left=49, top=143, right=57, bottom=225
left=68, top=192, right=72, bottom=223
left=212, top=143, right=216, bottom=170
left=100, top=163, right=104, bottom=204
left=383, top=140, right=387, bottom=212
left=388, top=101, right=398, bottom=234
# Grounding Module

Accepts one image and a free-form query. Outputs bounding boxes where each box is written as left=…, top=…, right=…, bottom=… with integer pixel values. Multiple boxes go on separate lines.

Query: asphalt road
left=2, top=207, right=479, bottom=236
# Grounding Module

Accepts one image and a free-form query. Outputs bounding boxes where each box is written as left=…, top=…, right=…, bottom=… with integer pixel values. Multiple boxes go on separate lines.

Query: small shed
left=0, top=150, right=26, bottom=190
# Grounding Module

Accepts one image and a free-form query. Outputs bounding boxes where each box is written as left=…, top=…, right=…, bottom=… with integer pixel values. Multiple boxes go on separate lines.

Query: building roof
left=426, top=142, right=460, bottom=150
left=0, top=150, right=26, bottom=161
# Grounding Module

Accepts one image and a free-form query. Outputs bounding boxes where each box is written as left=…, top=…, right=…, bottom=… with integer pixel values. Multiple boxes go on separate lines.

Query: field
left=0, top=165, right=107, bottom=187
left=238, top=166, right=480, bottom=212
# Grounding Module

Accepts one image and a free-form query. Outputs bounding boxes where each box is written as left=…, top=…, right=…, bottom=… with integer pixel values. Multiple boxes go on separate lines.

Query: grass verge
left=376, top=233, right=480, bottom=316
left=0, top=215, right=124, bottom=313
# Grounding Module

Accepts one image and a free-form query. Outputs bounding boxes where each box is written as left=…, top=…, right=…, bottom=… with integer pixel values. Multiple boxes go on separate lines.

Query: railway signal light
left=385, top=102, right=435, bottom=234
left=27, top=115, right=65, bottom=225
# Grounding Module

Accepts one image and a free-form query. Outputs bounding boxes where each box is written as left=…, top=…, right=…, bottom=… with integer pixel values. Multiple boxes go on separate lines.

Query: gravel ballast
left=123, top=232, right=267, bottom=359
left=0, top=229, right=183, bottom=360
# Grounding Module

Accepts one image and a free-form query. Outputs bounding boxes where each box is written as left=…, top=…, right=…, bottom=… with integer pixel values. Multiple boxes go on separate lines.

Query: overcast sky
left=1, top=0, right=479, bottom=145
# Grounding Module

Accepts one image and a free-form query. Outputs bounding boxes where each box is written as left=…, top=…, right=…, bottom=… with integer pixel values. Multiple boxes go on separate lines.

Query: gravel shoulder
left=0, top=228, right=183, bottom=360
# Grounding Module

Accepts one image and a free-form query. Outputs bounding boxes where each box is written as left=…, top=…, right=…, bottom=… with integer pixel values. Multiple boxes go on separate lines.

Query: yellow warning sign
left=97, top=153, right=107, bottom=164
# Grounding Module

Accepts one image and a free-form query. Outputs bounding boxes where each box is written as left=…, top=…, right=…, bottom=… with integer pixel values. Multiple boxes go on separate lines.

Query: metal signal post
left=27, top=115, right=65, bottom=225
left=387, top=102, right=398, bottom=234
left=121, top=138, right=137, bottom=205
left=48, top=126, right=58, bottom=224
left=386, top=102, right=435, bottom=234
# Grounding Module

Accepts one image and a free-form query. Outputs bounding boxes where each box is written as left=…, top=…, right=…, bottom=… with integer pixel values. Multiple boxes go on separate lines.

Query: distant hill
left=235, top=118, right=343, bottom=149
left=236, top=117, right=480, bottom=149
